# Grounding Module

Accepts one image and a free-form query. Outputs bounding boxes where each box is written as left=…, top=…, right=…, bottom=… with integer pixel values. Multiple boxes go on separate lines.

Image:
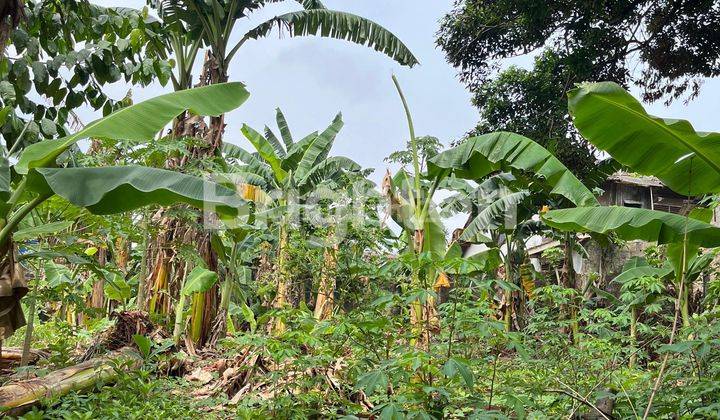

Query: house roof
left=607, top=171, right=664, bottom=188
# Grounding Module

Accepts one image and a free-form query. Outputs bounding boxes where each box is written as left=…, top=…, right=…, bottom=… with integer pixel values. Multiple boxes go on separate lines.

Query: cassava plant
left=542, top=81, right=720, bottom=418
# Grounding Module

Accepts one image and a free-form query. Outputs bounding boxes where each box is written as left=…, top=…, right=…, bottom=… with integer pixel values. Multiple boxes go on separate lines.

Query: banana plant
left=153, top=0, right=419, bottom=87
left=0, top=82, right=251, bottom=339
left=543, top=82, right=720, bottom=418
left=147, top=0, right=417, bottom=343
left=568, top=81, right=720, bottom=196
left=223, top=109, right=362, bottom=331
left=443, top=173, right=547, bottom=331
left=427, top=129, right=600, bottom=336
left=545, top=81, right=720, bottom=322
left=384, top=75, right=454, bottom=349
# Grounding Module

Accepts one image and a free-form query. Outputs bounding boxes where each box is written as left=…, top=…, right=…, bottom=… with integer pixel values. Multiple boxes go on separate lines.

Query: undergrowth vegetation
left=0, top=1, right=718, bottom=419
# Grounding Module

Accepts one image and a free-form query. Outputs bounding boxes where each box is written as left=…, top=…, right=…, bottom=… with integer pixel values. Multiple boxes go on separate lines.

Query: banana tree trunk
left=143, top=51, right=229, bottom=347
left=314, top=233, right=338, bottom=320
left=147, top=250, right=171, bottom=315
left=502, top=234, right=514, bottom=332
left=409, top=229, right=440, bottom=349
left=0, top=347, right=140, bottom=413
left=188, top=235, right=218, bottom=347
left=503, top=264, right=513, bottom=333
left=271, top=225, right=290, bottom=335
left=90, top=247, right=106, bottom=311
left=680, top=285, right=691, bottom=328
left=0, top=243, right=28, bottom=340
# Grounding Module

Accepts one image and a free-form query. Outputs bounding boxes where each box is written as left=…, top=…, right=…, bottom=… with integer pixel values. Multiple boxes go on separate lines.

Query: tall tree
left=436, top=0, right=720, bottom=180
left=2, top=1, right=172, bottom=149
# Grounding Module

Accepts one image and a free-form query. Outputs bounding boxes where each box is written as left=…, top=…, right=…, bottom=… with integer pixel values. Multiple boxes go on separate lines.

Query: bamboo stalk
left=0, top=347, right=141, bottom=411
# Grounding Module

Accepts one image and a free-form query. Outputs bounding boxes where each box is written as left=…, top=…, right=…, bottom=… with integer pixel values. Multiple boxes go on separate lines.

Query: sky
left=90, top=0, right=479, bottom=180
left=87, top=0, right=720, bottom=231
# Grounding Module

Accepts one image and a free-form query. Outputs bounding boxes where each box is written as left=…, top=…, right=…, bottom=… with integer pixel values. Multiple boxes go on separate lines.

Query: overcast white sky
left=87, top=0, right=720, bottom=230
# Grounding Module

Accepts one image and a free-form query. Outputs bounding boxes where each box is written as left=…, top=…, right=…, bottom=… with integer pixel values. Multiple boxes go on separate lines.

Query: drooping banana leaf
left=244, top=10, right=419, bottom=67
left=14, top=220, right=74, bottom=242
left=612, top=264, right=673, bottom=284
left=297, top=156, right=360, bottom=192
left=222, top=143, right=275, bottom=184
left=568, top=81, right=720, bottom=196
left=428, top=132, right=598, bottom=207
left=222, top=142, right=259, bottom=165
left=423, top=210, right=448, bottom=258
left=460, top=191, right=531, bottom=243
left=26, top=166, right=245, bottom=216
left=443, top=244, right=501, bottom=275
left=440, top=173, right=519, bottom=217
left=17, top=82, right=250, bottom=174
left=666, top=207, right=713, bottom=275
left=542, top=206, right=720, bottom=247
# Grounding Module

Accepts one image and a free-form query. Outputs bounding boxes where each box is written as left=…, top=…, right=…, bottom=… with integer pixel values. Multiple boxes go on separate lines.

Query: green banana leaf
left=17, top=82, right=250, bottom=174
left=297, top=156, right=360, bottom=191
left=222, top=143, right=275, bottom=184
left=443, top=246, right=502, bottom=275
left=428, top=132, right=597, bottom=207
left=26, top=166, right=245, bottom=216
left=282, top=131, right=319, bottom=172
left=542, top=206, right=720, bottom=247
left=612, top=264, right=673, bottom=284
left=568, top=81, right=720, bottom=196
left=294, top=113, right=343, bottom=182
left=181, top=267, right=219, bottom=296
left=14, top=220, right=74, bottom=242
left=241, top=124, right=288, bottom=182
left=244, top=10, right=419, bottom=67
left=460, top=191, right=530, bottom=243
left=263, top=126, right=287, bottom=158
left=386, top=170, right=447, bottom=257
left=275, top=108, right=294, bottom=150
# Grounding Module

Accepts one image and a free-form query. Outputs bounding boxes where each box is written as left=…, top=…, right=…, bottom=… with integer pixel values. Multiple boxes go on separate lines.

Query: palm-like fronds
left=243, top=10, right=419, bottom=67
left=226, top=110, right=361, bottom=196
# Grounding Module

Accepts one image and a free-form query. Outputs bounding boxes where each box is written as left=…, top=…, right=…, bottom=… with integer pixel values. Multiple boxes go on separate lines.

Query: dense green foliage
left=436, top=0, right=720, bottom=180
left=0, top=1, right=719, bottom=419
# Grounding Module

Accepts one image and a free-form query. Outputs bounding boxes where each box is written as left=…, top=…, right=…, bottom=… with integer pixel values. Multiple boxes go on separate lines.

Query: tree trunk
left=409, top=229, right=439, bottom=349
left=271, top=225, right=290, bottom=335
left=90, top=247, right=106, bottom=310
left=0, top=347, right=140, bottom=413
left=314, top=233, right=338, bottom=321
left=0, top=243, right=27, bottom=339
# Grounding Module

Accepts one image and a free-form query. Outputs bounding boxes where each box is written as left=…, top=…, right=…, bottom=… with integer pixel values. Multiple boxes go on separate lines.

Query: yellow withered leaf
left=433, top=272, right=451, bottom=291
